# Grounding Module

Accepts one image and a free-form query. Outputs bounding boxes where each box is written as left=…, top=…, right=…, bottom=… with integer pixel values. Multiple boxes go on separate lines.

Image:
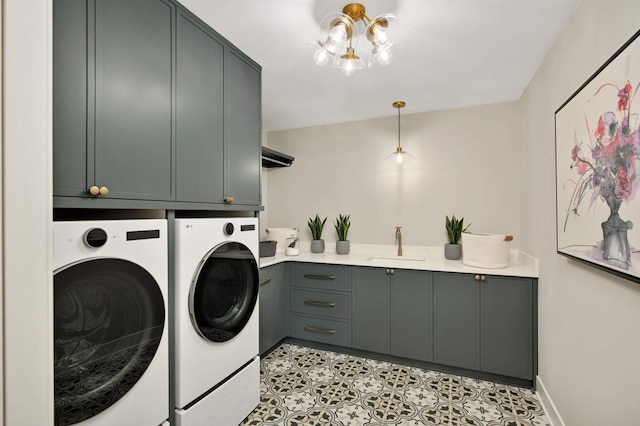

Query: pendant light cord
left=397, top=106, right=401, bottom=149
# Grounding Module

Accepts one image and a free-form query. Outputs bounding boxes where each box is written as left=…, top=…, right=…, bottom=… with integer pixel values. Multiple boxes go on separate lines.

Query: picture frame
left=556, top=29, right=640, bottom=283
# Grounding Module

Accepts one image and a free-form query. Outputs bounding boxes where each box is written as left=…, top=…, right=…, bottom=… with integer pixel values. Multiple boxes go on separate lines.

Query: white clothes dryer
left=53, top=219, right=169, bottom=426
left=173, top=217, right=260, bottom=426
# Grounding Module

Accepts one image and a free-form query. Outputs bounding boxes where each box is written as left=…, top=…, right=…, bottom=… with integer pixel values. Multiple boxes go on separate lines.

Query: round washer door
left=53, top=258, right=165, bottom=426
left=189, top=241, right=259, bottom=343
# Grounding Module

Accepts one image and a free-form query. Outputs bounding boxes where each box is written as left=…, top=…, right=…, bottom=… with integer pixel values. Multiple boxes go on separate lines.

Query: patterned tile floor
left=241, top=343, right=550, bottom=426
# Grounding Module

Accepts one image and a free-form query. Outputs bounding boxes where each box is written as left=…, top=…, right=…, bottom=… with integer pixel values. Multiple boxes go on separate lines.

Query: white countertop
left=259, top=243, right=538, bottom=278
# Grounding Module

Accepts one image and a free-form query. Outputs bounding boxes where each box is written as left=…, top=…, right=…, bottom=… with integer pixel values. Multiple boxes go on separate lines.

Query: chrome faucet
left=395, top=226, right=402, bottom=256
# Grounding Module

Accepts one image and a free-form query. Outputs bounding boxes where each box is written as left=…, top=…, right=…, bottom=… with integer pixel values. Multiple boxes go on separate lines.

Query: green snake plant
left=334, top=214, right=351, bottom=241
left=445, top=214, right=471, bottom=244
left=307, top=214, right=327, bottom=240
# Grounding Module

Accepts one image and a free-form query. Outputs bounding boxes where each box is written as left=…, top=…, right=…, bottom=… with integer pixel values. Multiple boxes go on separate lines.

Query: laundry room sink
left=368, top=256, right=427, bottom=262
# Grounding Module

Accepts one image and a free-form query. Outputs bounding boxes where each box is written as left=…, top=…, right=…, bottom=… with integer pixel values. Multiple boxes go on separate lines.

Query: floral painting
left=556, top=30, right=640, bottom=282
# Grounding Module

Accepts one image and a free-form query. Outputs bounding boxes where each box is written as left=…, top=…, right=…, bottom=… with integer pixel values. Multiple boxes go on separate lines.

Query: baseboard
left=536, top=376, right=565, bottom=426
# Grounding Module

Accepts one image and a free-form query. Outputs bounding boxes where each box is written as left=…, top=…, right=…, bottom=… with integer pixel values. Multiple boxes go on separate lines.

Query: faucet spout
left=395, top=226, right=402, bottom=256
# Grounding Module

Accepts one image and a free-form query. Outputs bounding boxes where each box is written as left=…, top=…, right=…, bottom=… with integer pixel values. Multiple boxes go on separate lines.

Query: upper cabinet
left=53, top=0, right=262, bottom=209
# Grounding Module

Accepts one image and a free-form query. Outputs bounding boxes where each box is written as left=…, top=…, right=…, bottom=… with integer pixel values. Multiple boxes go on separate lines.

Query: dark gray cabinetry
left=289, top=263, right=352, bottom=347
left=225, top=48, right=262, bottom=206
left=175, top=9, right=224, bottom=203
left=53, top=0, right=175, bottom=201
left=481, top=275, right=533, bottom=379
left=434, top=272, right=534, bottom=380
left=259, top=264, right=287, bottom=355
left=53, top=0, right=261, bottom=208
left=391, top=269, right=433, bottom=362
left=352, top=267, right=390, bottom=354
left=353, top=268, right=434, bottom=360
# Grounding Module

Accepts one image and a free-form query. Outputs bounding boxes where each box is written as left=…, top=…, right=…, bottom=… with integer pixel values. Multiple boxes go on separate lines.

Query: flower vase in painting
left=564, top=80, right=639, bottom=270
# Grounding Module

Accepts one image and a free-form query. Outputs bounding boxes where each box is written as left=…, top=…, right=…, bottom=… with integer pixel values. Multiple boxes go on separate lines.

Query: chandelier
left=313, top=3, right=396, bottom=76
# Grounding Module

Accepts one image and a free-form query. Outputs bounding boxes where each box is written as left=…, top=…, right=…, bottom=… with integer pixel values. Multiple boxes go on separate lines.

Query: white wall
left=265, top=101, right=521, bottom=247
left=520, top=0, right=640, bottom=424
left=3, top=0, right=53, bottom=424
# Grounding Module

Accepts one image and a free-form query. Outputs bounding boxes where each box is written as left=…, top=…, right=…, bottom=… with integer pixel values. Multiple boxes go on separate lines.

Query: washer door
left=190, top=241, right=259, bottom=343
left=54, top=258, right=165, bottom=426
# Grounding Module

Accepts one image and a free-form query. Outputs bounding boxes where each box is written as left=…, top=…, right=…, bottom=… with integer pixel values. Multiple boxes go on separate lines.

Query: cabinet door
left=224, top=48, right=261, bottom=206
left=353, top=267, right=390, bottom=354
left=481, top=276, right=533, bottom=379
left=391, top=270, right=433, bottom=362
left=259, top=264, right=287, bottom=355
left=175, top=9, right=225, bottom=203
left=53, top=0, right=90, bottom=197
left=94, top=0, right=174, bottom=200
left=433, top=272, right=480, bottom=370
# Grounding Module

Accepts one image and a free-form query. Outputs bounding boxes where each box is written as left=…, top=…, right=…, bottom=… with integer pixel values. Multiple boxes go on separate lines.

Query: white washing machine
left=173, top=217, right=260, bottom=426
left=53, top=219, right=169, bottom=426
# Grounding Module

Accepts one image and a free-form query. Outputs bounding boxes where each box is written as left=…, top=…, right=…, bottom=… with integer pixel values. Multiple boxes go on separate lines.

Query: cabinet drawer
left=290, top=263, right=351, bottom=292
left=290, top=314, right=352, bottom=347
left=291, top=288, right=351, bottom=319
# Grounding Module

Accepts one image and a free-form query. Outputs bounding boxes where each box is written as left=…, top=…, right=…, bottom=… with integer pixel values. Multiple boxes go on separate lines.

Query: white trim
left=536, top=376, right=566, bottom=426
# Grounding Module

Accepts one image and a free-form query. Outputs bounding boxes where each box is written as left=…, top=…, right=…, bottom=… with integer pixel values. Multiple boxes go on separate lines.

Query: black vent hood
left=262, top=146, right=294, bottom=168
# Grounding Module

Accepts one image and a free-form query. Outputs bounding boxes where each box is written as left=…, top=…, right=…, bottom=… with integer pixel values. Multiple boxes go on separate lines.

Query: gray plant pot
left=336, top=240, right=350, bottom=255
left=310, top=239, right=325, bottom=253
left=444, top=243, right=462, bottom=260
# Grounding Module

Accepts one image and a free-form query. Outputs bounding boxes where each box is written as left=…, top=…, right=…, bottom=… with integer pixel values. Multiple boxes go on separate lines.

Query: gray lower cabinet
left=352, top=267, right=390, bottom=354
left=259, top=264, right=288, bottom=355
left=54, top=0, right=176, bottom=201
left=289, top=263, right=352, bottom=347
left=391, top=269, right=433, bottom=362
left=434, top=272, right=535, bottom=379
left=353, top=268, right=433, bottom=360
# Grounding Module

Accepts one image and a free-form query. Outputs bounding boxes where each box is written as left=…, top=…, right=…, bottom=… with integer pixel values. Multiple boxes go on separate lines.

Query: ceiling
left=180, top=0, right=581, bottom=132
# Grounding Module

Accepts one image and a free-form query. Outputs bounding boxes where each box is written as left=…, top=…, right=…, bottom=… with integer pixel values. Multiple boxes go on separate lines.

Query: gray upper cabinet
left=175, top=9, right=225, bottom=203
left=225, top=48, right=261, bottom=206
left=391, top=269, right=433, bottom=362
left=53, top=0, right=262, bottom=209
left=54, top=0, right=175, bottom=201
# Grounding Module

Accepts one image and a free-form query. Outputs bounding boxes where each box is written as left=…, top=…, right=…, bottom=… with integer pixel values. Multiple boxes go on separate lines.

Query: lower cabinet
left=274, top=262, right=536, bottom=385
left=352, top=267, right=390, bottom=354
left=289, top=263, right=352, bottom=347
left=434, top=271, right=534, bottom=379
left=352, top=268, right=433, bottom=361
left=259, top=263, right=287, bottom=355
left=391, top=269, right=433, bottom=362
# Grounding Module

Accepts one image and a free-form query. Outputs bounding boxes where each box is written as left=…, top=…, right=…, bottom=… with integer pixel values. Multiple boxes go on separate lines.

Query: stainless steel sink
left=368, top=256, right=427, bottom=262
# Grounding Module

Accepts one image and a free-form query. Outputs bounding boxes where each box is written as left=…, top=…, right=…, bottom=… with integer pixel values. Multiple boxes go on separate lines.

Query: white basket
left=462, top=232, right=513, bottom=269
left=265, top=227, right=298, bottom=254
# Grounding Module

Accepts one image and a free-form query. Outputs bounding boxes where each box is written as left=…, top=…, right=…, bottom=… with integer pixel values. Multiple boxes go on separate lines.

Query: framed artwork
left=556, top=29, right=640, bottom=283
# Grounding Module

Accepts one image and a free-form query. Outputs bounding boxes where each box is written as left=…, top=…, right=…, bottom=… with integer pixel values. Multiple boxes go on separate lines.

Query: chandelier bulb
left=314, top=48, right=330, bottom=66
left=329, top=23, right=349, bottom=44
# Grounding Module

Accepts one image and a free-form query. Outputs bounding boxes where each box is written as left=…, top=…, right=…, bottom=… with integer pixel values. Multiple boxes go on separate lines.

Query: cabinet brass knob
left=99, top=186, right=109, bottom=196
left=88, top=186, right=100, bottom=196
left=386, top=268, right=395, bottom=275
left=475, top=275, right=481, bottom=281
left=223, top=196, right=235, bottom=203
left=480, top=275, right=487, bottom=281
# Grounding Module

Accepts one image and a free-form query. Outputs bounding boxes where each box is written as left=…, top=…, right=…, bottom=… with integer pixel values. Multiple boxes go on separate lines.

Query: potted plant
left=445, top=214, right=470, bottom=260
left=307, top=214, right=327, bottom=253
left=334, top=214, right=351, bottom=255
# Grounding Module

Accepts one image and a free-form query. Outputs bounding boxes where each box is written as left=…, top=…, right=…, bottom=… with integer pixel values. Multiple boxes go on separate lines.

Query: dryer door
left=53, top=258, right=165, bottom=426
left=190, top=241, right=259, bottom=343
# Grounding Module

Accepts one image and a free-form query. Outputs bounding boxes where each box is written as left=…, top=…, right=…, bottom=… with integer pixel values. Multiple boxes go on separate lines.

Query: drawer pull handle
left=304, top=299, right=336, bottom=307
left=304, top=325, right=336, bottom=334
left=303, top=274, right=336, bottom=280
left=259, top=278, right=272, bottom=286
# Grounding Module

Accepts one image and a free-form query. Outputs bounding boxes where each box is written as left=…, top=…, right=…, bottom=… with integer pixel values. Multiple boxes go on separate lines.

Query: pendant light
left=390, top=101, right=413, bottom=164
